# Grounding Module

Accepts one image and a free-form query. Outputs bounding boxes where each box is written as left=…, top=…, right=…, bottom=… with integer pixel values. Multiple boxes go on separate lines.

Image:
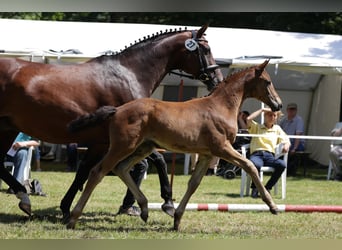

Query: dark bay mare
left=66, top=60, right=283, bottom=231
left=0, top=24, right=223, bottom=217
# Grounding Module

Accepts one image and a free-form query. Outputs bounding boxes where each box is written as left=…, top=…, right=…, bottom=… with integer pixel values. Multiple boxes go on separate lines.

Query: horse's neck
left=109, top=32, right=188, bottom=94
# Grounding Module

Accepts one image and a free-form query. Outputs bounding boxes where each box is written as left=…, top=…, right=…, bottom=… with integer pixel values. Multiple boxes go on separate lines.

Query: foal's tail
left=68, top=106, right=117, bottom=133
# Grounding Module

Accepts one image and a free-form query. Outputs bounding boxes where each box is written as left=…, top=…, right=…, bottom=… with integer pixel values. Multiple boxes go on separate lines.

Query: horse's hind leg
left=174, top=155, right=211, bottom=231
left=60, top=146, right=104, bottom=223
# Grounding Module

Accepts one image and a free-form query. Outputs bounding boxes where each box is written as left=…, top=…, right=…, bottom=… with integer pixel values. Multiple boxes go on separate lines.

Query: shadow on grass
left=0, top=204, right=176, bottom=233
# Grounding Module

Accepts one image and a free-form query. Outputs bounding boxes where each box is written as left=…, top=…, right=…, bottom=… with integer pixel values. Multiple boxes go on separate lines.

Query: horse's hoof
left=18, top=201, right=31, bottom=216
left=140, top=212, right=148, bottom=223
left=162, top=201, right=175, bottom=217
left=66, top=220, right=76, bottom=229
left=62, top=212, right=71, bottom=224
left=16, top=192, right=31, bottom=216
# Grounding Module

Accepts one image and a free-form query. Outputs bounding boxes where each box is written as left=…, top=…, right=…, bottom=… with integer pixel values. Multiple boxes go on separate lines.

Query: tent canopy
left=1, top=18, right=342, bottom=91
left=1, top=18, right=342, bottom=165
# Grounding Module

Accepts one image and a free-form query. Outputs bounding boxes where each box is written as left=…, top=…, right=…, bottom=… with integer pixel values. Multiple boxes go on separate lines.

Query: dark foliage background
left=1, top=12, right=342, bottom=35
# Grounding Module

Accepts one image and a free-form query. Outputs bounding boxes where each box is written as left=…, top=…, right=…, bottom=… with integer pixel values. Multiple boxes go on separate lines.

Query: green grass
left=0, top=161, right=341, bottom=239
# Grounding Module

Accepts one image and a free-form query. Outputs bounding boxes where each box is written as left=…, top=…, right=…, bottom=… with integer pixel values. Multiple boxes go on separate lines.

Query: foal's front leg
left=219, top=143, right=278, bottom=214
left=174, top=155, right=211, bottom=231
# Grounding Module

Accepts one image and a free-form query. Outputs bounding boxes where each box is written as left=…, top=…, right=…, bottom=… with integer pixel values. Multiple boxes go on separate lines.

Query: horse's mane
left=89, top=27, right=189, bottom=62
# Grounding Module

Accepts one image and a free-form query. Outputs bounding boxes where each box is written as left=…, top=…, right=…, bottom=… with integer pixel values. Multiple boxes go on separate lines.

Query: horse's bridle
left=170, top=30, right=220, bottom=91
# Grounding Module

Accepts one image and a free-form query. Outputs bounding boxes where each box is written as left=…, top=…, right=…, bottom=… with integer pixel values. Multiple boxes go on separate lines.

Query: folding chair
left=240, top=143, right=288, bottom=199
left=0, top=146, right=34, bottom=189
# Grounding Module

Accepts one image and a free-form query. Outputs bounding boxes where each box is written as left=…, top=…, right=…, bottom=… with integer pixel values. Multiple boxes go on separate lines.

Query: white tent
left=1, top=18, right=342, bottom=165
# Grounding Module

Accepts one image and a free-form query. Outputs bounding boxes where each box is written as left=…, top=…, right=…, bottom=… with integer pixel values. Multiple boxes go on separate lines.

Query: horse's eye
left=201, top=46, right=210, bottom=54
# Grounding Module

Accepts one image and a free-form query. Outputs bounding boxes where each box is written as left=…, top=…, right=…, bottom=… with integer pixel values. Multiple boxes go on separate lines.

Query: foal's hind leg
left=60, top=146, right=105, bottom=223
left=174, top=155, right=211, bottom=231
left=67, top=151, right=122, bottom=229
left=114, top=142, right=156, bottom=222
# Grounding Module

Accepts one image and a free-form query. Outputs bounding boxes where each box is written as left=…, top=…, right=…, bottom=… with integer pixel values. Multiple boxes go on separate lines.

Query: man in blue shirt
left=279, top=103, right=305, bottom=176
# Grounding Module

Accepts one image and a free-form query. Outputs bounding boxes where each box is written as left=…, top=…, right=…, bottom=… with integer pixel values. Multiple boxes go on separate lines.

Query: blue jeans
left=249, top=150, right=286, bottom=190
left=9, top=148, right=29, bottom=184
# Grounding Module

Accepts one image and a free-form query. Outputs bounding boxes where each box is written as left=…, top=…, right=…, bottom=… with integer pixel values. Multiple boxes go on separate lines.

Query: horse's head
left=178, top=24, right=223, bottom=91
left=249, top=60, right=282, bottom=111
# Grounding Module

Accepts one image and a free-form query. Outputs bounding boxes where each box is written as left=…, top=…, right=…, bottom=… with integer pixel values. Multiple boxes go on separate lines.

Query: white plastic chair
left=327, top=142, right=334, bottom=180
left=0, top=146, right=34, bottom=188
left=240, top=143, right=288, bottom=199
left=327, top=141, right=342, bottom=180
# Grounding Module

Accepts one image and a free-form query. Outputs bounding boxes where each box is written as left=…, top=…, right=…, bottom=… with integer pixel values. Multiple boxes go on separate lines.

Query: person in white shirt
left=329, top=122, right=342, bottom=181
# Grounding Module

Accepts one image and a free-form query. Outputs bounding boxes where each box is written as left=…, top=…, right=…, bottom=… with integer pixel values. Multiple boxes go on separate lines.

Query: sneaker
left=117, top=205, right=141, bottom=216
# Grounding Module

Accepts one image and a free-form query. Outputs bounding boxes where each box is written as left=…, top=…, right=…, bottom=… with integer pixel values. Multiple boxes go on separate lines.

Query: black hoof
left=62, top=212, right=71, bottom=224
left=270, top=208, right=278, bottom=215
left=140, top=212, right=148, bottom=223
left=19, top=202, right=31, bottom=216
left=162, top=201, right=175, bottom=217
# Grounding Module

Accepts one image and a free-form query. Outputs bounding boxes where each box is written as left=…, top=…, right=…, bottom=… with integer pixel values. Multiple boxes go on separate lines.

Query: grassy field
left=0, top=161, right=341, bottom=239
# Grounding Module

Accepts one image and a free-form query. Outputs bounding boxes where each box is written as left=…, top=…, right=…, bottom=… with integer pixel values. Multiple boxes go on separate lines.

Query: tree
left=1, top=12, right=341, bottom=35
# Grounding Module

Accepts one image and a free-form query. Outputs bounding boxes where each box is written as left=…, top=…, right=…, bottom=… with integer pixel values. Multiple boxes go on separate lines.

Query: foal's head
left=245, top=60, right=282, bottom=111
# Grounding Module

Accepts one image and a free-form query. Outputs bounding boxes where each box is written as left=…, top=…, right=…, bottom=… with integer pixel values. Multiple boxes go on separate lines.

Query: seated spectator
left=279, top=103, right=305, bottom=176
left=329, top=122, right=342, bottom=181
left=246, top=107, right=291, bottom=198
left=6, top=132, right=40, bottom=192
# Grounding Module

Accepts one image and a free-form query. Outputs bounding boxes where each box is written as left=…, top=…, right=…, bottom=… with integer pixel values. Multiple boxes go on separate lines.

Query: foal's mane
left=89, top=27, right=190, bottom=62
left=207, top=65, right=255, bottom=96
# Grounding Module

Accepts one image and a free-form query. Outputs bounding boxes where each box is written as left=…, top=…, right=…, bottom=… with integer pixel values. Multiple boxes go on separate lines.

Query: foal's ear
left=255, top=59, right=270, bottom=76
left=196, top=24, right=209, bottom=38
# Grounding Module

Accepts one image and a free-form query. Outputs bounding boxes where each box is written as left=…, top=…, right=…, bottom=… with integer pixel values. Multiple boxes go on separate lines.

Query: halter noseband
left=170, top=30, right=220, bottom=91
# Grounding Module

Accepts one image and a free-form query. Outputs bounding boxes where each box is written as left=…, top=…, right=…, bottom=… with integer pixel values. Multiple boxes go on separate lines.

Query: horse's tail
left=68, top=105, right=117, bottom=133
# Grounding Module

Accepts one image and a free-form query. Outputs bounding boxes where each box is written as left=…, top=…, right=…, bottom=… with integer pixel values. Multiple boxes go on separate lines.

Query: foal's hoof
left=270, top=207, right=278, bottom=215
left=270, top=206, right=278, bottom=214
left=162, top=200, right=175, bottom=217
left=173, top=217, right=180, bottom=231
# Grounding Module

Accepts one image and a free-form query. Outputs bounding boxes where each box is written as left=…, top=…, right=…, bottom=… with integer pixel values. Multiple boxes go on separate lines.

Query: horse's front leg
left=66, top=153, right=117, bottom=229
left=174, top=155, right=211, bottom=231
left=219, top=143, right=278, bottom=214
